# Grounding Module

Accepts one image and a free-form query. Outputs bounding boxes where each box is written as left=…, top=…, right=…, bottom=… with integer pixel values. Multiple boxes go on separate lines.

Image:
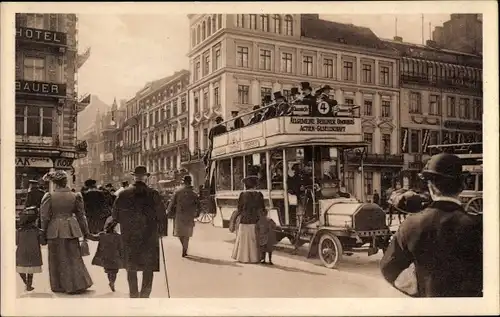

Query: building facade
left=384, top=37, right=482, bottom=188
left=184, top=14, right=402, bottom=200
left=432, top=14, right=482, bottom=55
left=135, top=70, right=190, bottom=190
left=15, top=14, right=90, bottom=209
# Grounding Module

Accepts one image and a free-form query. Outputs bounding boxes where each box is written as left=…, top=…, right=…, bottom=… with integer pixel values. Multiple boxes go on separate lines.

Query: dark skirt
left=47, top=238, right=93, bottom=293
left=87, top=215, right=107, bottom=234
left=16, top=228, right=43, bottom=271
left=92, top=233, right=124, bottom=270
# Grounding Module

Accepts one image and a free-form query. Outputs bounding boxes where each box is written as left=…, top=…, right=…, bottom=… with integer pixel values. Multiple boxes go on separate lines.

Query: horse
left=387, top=189, right=431, bottom=227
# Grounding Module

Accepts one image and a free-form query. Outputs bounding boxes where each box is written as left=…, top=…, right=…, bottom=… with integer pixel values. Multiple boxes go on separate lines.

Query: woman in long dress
left=40, top=170, right=93, bottom=294
left=231, top=169, right=264, bottom=263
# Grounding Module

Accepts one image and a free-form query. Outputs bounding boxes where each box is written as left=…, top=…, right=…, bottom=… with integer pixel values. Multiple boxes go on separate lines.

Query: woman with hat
left=231, top=166, right=264, bottom=264
left=167, top=175, right=201, bottom=257
left=106, top=165, right=167, bottom=298
left=380, top=153, right=483, bottom=297
left=39, top=170, right=94, bottom=294
left=82, top=179, right=110, bottom=234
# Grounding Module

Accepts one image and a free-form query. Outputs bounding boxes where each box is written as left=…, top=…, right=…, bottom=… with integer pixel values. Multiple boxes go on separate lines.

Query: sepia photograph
left=1, top=1, right=498, bottom=316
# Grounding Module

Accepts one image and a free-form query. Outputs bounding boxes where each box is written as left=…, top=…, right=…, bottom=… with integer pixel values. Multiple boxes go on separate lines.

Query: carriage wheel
left=465, top=197, right=483, bottom=215
left=318, top=233, right=343, bottom=269
left=200, top=212, right=214, bottom=224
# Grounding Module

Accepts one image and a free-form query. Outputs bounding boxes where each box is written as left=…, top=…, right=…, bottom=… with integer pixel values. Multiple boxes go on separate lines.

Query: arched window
left=284, top=15, right=293, bottom=35
left=217, top=14, right=222, bottom=29
left=202, top=21, right=206, bottom=40
left=197, top=25, right=201, bottom=44
left=260, top=14, right=269, bottom=32
left=207, top=17, right=212, bottom=36
left=191, top=28, right=196, bottom=47
left=273, top=14, right=281, bottom=33
left=212, top=14, right=217, bottom=33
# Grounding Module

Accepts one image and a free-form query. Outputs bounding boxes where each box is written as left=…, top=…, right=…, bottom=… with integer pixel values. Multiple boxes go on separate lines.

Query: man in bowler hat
left=380, top=153, right=482, bottom=297
left=106, top=166, right=167, bottom=298
left=82, top=179, right=111, bottom=234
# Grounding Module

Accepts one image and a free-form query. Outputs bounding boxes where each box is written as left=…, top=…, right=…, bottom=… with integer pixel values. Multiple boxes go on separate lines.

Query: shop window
left=364, top=171, right=374, bottom=198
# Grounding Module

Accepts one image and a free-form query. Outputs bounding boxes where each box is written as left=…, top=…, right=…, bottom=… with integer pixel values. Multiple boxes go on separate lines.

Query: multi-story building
left=122, top=96, right=142, bottom=176
left=432, top=14, right=482, bottom=55
left=184, top=14, right=403, bottom=199
left=15, top=13, right=90, bottom=209
left=383, top=36, right=482, bottom=188
left=137, top=70, right=190, bottom=190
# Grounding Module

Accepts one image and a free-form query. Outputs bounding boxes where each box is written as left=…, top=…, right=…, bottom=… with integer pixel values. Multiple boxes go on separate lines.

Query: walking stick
left=160, top=237, right=171, bottom=298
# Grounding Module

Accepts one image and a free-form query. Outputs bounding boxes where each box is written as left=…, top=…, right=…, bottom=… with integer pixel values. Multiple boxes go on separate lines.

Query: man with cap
left=82, top=179, right=111, bottom=234
left=248, top=105, right=263, bottom=125
left=106, top=165, right=167, bottom=298
left=24, top=180, right=45, bottom=227
left=380, top=153, right=482, bottom=297
left=230, top=110, right=245, bottom=130
left=167, top=175, right=201, bottom=257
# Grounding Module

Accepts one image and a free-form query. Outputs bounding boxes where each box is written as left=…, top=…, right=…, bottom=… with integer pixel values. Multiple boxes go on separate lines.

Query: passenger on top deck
left=300, top=82, right=316, bottom=104
left=208, top=116, right=227, bottom=147
left=273, top=91, right=290, bottom=117
left=259, top=95, right=273, bottom=122
left=231, top=111, right=245, bottom=130
left=262, top=95, right=278, bottom=121
left=248, top=105, right=263, bottom=125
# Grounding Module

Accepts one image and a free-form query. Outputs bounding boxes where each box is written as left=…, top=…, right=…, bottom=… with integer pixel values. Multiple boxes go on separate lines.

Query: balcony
left=346, top=153, right=404, bottom=166
left=400, top=73, right=482, bottom=91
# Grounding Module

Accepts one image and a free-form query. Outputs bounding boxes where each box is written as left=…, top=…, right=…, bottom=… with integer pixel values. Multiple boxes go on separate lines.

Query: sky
left=77, top=14, right=451, bottom=106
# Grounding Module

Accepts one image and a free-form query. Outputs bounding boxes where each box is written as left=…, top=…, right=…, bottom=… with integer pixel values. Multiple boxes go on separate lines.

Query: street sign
left=54, top=158, right=73, bottom=169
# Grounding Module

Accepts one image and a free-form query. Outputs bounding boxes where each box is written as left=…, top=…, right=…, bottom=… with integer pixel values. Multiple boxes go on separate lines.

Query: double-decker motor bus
left=427, top=142, right=483, bottom=214
left=205, top=100, right=391, bottom=268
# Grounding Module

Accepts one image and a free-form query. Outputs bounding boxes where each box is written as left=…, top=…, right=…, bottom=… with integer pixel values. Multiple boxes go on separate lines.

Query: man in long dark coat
left=107, top=166, right=167, bottom=298
left=82, top=179, right=111, bottom=234
left=25, top=180, right=45, bottom=227
left=167, top=175, right=200, bottom=257
left=380, top=153, right=482, bottom=297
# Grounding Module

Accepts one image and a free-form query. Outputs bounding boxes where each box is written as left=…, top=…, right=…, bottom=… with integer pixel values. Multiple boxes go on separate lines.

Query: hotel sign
left=16, top=27, right=67, bottom=46
left=16, top=80, right=66, bottom=98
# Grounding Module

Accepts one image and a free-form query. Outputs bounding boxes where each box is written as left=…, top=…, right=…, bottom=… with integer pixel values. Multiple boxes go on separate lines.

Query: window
left=380, top=66, right=390, bottom=85
left=382, top=134, right=391, bottom=154
left=166, top=106, right=171, bottom=119
left=236, top=46, right=249, bottom=68
left=363, top=100, right=373, bottom=116
left=459, top=98, right=470, bottom=119
left=217, top=14, right=222, bottom=29
left=194, top=61, right=200, bottom=81
left=202, top=90, right=208, bottom=111
left=212, top=14, right=217, bottom=33
left=238, top=85, right=250, bottom=104
left=154, top=134, right=159, bottom=148
left=181, top=96, right=186, bottom=112
left=173, top=130, right=177, bottom=142
left=259, top=49, right=271, bottom=70
left=203, top=55, right=210, bottom=76
left=284, top=15, right=293, bottom=35
left=207, top=18, right=212, bottom=36
left=203, top=128, right=208, bottom=149
left=194, top=130, right=199, bottom=149
left=364, top=172, right=374, bottom=198
left=232, top=157, right=244, bottom=190
left=216, top=159, right=232, bottom=191
left=429, top=130, right=439, bottom=146
left=202, top=22, right=206, bottom=41
left=273, top=14, right=281, bottom=33
left=429, top=95, right=441, bottom=115
left=214, top=48, right=221, bottom=70
left=410, top=129, right=421, bottom=153
left=343, top=61, right=354, bottom=81
left=26, top=14, right=44, bottom=29
left=236, top=14, right=244, bottom=27
left=363, top=132, right=373, bottom=153
left=344, top=98, right=354, bottom=106
left=381, top=100, right=391, bottom=117
left=181, top=127, right=186, bottom=140
left=260, top=87, right=272, bottom=101
left=196, top=25, right=201, bottom=44
left=324, top=58, right=334, bottom=78
left=160, top=133, right=164, bottom=146
left=166, top=131, right=171, bottom=144
left=409, top=92, right=422, bottom=114
left=446, top=96, right=456, bottom=117
left=473, top=99, right=482, bottom=120
left=149, top=113, right=153, bottom=127
left=23, top=57, right=45, bottom=81
left=260, top=14, right=269, bottom=31
left=245, top=153, right=267, bottom=190
left=172, top=100, right=178, bottom=116
left=302, top=56, right=313, bottom=76
left=281, top=52, right=293, bottom=73
left=362, top=64, right=372, bottom=83
left=249, top=14, right=257, bottom=29
left=214, top=87, right=220, bottom=106
left=16, top=106, right=53, bottom=137
left=194, top=93, right=199, bottom=113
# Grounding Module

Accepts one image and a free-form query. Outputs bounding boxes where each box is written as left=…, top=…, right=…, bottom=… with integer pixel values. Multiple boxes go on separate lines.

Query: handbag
left=80, top=240, right=90, bottom=257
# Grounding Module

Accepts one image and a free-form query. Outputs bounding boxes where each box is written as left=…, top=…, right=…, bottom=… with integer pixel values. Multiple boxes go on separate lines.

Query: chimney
left=393, top=36, right=403, bottom=42
left=426, top=40, right=439, bottom=48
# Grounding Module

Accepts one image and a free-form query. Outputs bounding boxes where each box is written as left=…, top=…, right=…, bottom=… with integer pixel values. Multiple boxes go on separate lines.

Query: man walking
left=82, top=179, right=110, bottom=234
left=167, top=175, right=200, bottom=257
left=107, top=166, right=167, bottom=298
left=380, top=153, right=482, bottom=297
left=25, top=180, right=45, bottom=227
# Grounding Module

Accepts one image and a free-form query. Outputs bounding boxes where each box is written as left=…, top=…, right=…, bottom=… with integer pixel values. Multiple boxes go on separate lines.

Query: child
left=257, top=209, right=277, bottom=265
left=91, top=216, right=124, bottom=292
left=16, top=206, right=43, bottom=291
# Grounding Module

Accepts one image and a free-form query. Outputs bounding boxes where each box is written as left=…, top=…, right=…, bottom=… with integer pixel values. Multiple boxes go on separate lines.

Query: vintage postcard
left=1, top=1, right=498, bottom=316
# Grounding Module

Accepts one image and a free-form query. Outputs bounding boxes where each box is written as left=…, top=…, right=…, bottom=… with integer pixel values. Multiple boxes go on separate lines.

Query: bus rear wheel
left=318, top=233, right=343, bottom=269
